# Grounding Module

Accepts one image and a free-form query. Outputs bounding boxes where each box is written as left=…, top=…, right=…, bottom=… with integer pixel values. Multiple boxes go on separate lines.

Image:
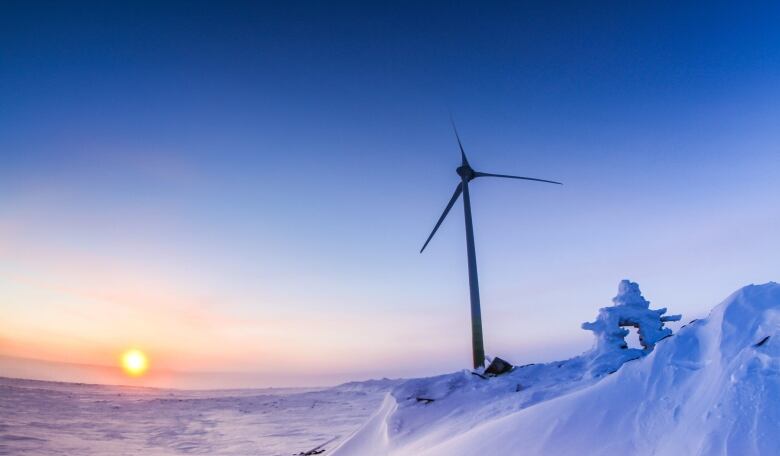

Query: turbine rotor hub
left=456, top=164, right=475, bottom=180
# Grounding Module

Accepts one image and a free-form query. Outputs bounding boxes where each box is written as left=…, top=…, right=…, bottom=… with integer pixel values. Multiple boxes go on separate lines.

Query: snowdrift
left=332, top=282, right=780, bottom=456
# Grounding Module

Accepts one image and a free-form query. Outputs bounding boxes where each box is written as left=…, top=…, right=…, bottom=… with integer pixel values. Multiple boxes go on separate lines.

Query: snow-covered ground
left=0, top=377, right=392, bottom=455
left=333, top=282, right=780, bottom=456
left=3, top=281, right=778, bottom=455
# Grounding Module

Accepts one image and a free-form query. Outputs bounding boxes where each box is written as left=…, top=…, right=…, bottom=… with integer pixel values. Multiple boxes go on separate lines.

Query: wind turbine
left=420, top=121, right=562, bottom=369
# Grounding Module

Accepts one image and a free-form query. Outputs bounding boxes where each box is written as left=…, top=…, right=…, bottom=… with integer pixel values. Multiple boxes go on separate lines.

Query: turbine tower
left=420, top=122, right=562, bottom=369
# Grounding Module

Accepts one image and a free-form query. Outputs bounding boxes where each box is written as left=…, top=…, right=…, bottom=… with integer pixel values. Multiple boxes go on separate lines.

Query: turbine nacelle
left=456, top=164, right=475, bottom=180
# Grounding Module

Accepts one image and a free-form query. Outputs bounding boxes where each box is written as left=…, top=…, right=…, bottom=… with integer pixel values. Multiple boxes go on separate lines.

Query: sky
left=1, top=1, right=779, bottom=388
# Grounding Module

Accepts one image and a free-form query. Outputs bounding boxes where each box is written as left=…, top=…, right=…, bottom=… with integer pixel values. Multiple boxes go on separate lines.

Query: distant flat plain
left=0, top=376, right=386, bottom=455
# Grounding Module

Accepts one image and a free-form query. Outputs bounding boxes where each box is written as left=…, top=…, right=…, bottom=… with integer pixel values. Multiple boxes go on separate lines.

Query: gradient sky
left=2, top=1, right=779, bottom=388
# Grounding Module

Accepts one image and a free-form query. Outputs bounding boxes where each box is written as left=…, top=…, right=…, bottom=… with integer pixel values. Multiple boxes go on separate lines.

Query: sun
left=121, top=349, right=149, bottom=377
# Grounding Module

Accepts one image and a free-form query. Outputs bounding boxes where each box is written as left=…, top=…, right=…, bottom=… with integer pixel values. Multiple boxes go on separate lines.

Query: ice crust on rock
left=581, top=279, right=680, bottom=376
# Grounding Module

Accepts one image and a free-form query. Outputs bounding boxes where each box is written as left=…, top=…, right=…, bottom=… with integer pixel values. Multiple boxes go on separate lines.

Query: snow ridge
left=333, top=282, right=780, bottom=456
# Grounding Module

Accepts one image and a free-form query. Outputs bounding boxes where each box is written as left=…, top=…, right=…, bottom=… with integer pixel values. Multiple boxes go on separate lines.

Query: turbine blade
left=473, top=172, right=562, bottom=185
left=420, top=183, right=464, bottom=253
left=450, top=117, right=469, bottom=166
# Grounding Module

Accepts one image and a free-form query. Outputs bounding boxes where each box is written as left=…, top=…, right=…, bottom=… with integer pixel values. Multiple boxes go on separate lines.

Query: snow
left=581, top=279, right=681, bottom=376
left=3, top=281, right=778, bottom=455
left=333, top=281, right=780, bottom=456
left=0, top=377, right=393, bottom=455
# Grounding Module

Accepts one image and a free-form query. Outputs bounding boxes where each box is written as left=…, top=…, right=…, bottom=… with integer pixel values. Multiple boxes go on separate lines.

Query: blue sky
left=1, top=1, right=779, bottom=387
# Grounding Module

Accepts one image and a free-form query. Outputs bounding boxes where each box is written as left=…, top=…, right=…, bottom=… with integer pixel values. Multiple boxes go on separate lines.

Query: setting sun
left=120, top=349, right=149, bottom=377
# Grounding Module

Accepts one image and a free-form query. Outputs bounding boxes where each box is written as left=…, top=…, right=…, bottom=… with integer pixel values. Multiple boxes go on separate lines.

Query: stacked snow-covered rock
left=581, top=279, right=681, bottom=376
left=333, top=281, right=780, bottom=456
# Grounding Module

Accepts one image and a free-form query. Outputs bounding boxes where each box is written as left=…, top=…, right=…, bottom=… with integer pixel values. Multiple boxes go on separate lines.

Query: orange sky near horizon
left=0, top=253, right=481, bottom=387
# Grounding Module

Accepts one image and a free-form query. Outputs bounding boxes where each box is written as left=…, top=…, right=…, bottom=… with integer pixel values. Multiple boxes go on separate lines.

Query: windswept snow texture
left=0, top=377, right=392, bottom=455
left=333, top=282, right=780, bottom=456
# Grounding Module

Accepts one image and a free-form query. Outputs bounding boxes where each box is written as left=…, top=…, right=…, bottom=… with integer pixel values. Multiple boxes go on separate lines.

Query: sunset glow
left=121, top=349, right=149, bottom=377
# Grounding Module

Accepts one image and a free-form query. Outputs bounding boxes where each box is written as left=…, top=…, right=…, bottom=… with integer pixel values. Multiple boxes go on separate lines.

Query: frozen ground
left=0, top=376, right=392, bottom=455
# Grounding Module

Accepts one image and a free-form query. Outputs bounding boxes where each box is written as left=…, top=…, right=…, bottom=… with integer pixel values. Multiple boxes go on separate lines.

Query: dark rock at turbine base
left=485, top=357, right=513, bottom=376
